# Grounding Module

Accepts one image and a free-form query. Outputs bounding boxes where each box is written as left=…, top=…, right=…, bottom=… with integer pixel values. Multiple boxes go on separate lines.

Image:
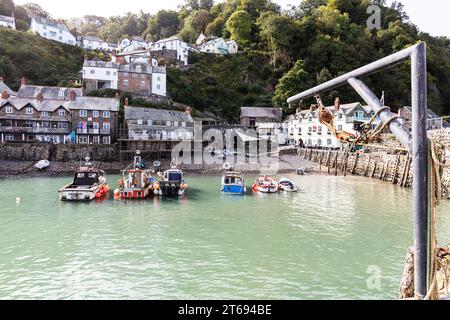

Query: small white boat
left=59, top=157, right=108, bottom=201
left=252, top=175, right=278, bottom=194
left=35, top=159, right=49, bottom=170
left=278, top=178, right=299, bottom=192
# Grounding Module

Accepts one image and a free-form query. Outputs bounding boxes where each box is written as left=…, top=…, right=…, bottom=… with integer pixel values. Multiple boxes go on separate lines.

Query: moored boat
left=221, top=162, right=246, bottom=195
left=35, top=159, right=49, bottom=170
left=59, top=157, right=108, bottom=201
left=252, top=175, right=278, bottom=194
left=116, top=150, right=155, bottom=199
left=278, top=177, right=299, bottom=192
left=154, top=163, right=188, bottom=197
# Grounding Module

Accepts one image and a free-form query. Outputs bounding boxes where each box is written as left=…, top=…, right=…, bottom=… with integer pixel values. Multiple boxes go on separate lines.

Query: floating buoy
left=16, top=197, right=21, bottom=204
left=114, top=194, right=121, bottom=200
left=95, top=192, right=102, bottom=199
left=113, top=189, right=120, bottom=196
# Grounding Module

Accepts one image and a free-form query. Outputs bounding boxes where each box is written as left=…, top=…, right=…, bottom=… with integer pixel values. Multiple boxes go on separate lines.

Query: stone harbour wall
left=0, top=143, right=119, bottom=162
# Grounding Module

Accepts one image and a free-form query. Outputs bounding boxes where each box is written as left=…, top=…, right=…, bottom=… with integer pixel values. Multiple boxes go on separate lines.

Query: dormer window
left=26, top=107, right=33, bottom=115
left=59, top=109, right=66, bottom=116
left=41, top=111, right=49, bottom=117
left=5, top=106, right=13, bottom=114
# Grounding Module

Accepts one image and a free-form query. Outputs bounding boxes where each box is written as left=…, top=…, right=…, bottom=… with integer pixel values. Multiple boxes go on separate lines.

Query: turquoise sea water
left=0, top=174, right=449, bottom=299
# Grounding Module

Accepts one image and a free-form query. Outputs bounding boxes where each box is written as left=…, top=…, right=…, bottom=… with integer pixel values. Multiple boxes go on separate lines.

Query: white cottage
left=151, top=35, right=190, bottom=65
left=0, top=14, right=15, bottom=29
left=30, top=16, right=77, bottom=45
left=286, top=102, right=380, bottom=148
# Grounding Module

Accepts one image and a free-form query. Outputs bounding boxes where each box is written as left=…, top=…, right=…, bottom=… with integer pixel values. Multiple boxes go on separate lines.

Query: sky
left=13, top=0, right=450, bottom=37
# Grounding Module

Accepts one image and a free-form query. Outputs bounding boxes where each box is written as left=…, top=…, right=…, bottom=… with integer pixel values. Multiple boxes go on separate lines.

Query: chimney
left=185, top=106, right=192, bottom=115
left=69, top=90, right=76, bottom=101
left=125, top=97, right=129, bottom=106
left=1, top=90, right=9, bottom=99
left=115, top=92, right=120, bottom=100
left=21, top=77, right=28, bottom=86
left=0, top=76, right=4, bottom=83
left=334, top=97, right=340, bottom=112
left=36, top=92, right=44, bottom=102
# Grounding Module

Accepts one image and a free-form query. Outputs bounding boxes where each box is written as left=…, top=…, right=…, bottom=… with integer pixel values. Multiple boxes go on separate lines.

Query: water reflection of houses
left=119, top=102, right=195, bottom=160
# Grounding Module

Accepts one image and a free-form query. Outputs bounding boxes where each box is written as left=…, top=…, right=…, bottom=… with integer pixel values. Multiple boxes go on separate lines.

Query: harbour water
left=0, top=174, right=449, bottom=299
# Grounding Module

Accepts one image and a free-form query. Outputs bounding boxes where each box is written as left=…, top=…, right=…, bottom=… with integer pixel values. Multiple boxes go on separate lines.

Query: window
left=157, top=84, right=161, bottom=90
left=157, top=76, right=161, bottom=81
left=123, top=80, right=129, bottom=86
left=58, top=109, right=65, bottom=116
left=123, top=72, right=129, bottom=77
left=298, top=127, right=302, bottom=134
left=327, top=139, right=332, bottom=146
left=132, top=73, right=137, bottom=78
left=102, top=111, right=110, bottom=118
left=5, top=106, right=13, bottom=114
left=337, top=125, right=343, bottom=131
left=312, top=126, right=317, bottom=133
left=26, top=107, right=33, bottom=115
left=140, top=81, right=146, bottom=87
left=78, top=136, right=88, bottom=144
left=41, top=111, right=49, bottom=117
left=318, top=126, right=323, bottom=134
left=106, top=71, right=110, bottom=76
left=102, top=136, right=110, bottom=144
left=136, top=66, right=141, bottom=72
left=103, top=122, right=110, bottom=130
left=93, top=111, right=99, bottom=118
left=355, top=111, right=364, bottom=119
left=140, top=74, right=146, bottom=79
left=59, top=36, right=62, bottom=40
left=5, top=134, right=14, bottom=141
left=79, top=110, right=88, bottom=117
left=113, top=72, right=117, bottom=76
left=90, top=69, right=95, bottom=74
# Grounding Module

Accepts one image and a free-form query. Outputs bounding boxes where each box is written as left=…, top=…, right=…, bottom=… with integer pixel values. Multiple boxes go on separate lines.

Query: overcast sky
left=13, top=0, right=450, bottom=37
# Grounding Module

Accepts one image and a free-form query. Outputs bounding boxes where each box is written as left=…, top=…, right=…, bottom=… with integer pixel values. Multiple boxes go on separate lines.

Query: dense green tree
left=143, top=10, right=180, bottom=41
left=178, top=9, right=212, bottom=42
left=22, top=2, right=51, bottom=19
left=0, top=0, right=14, bottom=16
left=225, top=10, right=253, bottom=46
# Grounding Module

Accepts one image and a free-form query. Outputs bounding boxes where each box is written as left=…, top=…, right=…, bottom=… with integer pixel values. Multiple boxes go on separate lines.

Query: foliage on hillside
left=1, top=0, right=450, bottom=119
left=0, top=28, right=84, bottom=90
left=167, top=52, right=275, bottom=121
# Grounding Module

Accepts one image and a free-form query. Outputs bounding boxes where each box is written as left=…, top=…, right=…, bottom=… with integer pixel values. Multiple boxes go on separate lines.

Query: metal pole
left=347, top=78, right=412, bottom=150
left=411, top=42, right=428, bottom=299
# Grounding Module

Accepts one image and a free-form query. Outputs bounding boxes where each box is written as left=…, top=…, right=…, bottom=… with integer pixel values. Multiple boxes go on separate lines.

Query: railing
left=0, top=126, right=69, bottom=134
left=100, top=129, right=111, bottom=134
left=77, top=128, right=88, bottom=134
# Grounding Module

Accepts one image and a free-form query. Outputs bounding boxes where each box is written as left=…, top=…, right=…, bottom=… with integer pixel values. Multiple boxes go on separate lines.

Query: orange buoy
left=95, top=192, right=102, bottom=199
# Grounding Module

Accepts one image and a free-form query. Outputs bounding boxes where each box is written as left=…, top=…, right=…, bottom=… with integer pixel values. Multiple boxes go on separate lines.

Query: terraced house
left=0, top=80, right=119, bottom=144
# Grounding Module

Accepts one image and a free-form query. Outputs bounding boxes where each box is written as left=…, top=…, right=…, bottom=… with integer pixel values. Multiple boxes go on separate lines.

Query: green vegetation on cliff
left=0, top=28, right=84, bottom=90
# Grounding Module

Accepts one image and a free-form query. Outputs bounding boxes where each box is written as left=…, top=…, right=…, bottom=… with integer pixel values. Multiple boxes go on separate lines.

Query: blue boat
left=221, top=171, right=246, bottom=195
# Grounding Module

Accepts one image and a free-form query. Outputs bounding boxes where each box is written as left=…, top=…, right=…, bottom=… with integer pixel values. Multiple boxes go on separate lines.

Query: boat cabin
left=71, top=171, right=100, bottom=187
left=163, top=169, right=183, bottom=182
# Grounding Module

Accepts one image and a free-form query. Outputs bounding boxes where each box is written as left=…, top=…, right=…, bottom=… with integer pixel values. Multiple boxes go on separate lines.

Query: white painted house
left=119, top=36, right=148, bottom=53
left=151, top=35, right=190, bottom=65
left=196, top=34, right=238, bottom=54
left=151, top=66, right=167, bottom=97
left=0, top=15, right=15, bottom=29
left=285, top=102, right=380, bottom=148
left=82, top=59, right=119, bottom=90
left=30, top=16, right=77, bottom=45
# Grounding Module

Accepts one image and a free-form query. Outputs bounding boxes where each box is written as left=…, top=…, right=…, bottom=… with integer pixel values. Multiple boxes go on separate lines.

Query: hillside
left=167, top=52, right=276, bottom=120
left=0, top=28, right=84, bottom=90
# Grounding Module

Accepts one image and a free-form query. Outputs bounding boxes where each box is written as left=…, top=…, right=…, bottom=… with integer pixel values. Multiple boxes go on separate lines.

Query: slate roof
left=125, top=106, right=194, bottom=123
left=31, top=16, right=69, bottom=31
left=0, top=81, right=16, bottom=96
left=0, top=15, right=15, bottom=23
left=83, top=59, right=119, bottom=68
left=240, top=107, right=282, bottom=119
left=0, top=96, right=119, bottom=112
left=17, top=85, right=84, bottom=100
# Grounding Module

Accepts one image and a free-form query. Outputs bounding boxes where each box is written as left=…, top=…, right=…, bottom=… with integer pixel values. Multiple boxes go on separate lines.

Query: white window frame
left=26, top=107, right=33, bottom=115
left=58, top=109, right=66, bottom=116
left=79, top=110, right=88, bottom=117
left=93, top=110, right=99, bottom=118
left=103, top=111, right=110, bottom=118
left=5, top=106, right=13, bottom=114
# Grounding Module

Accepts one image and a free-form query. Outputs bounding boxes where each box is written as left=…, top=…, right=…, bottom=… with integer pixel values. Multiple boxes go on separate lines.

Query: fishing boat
left=154, top=163, right=188, bottom=197
left=116, top=150, right=155, bottom=199
left=59, top=157, right=108, bottom=201
left=252, top=175, right=278, bottom=194
left=35, top=159, right=49, bottom=170
left=278, top=177, right=299, bottom=192
left=221, top=162, right=246, bottom=195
